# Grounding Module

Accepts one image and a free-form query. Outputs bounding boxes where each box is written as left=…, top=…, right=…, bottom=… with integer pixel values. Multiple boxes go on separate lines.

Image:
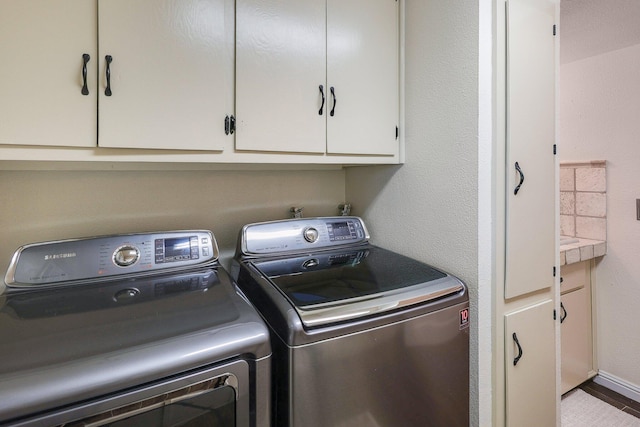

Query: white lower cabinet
left=560, top=261, right=594, bottom=394
left=505, top=299, right=556, bottom=427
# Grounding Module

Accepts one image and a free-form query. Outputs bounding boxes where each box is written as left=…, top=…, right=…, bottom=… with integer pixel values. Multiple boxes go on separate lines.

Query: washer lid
left=252, top=246, right=465, bottom=327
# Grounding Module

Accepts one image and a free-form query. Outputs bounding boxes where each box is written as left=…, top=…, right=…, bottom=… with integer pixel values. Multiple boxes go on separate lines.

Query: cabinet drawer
left=561, top=261, right=590, bottom=294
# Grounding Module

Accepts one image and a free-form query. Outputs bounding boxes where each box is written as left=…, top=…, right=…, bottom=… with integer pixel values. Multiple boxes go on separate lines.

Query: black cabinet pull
left=105, top=55, right=113, bottom=97
left=560, top=302, right=567, bottom=323
left=512, top=332, right=523, bottom=366
left=318, top=85, right=325, bottom=115
left=330, top=86, right=336, bottom=116
left=514, top=161, right=524, bottom=195
left=81, top=53, right=90, bottom=96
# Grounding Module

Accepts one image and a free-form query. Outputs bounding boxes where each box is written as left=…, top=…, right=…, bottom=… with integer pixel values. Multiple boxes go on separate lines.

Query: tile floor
left=579, top=380, right=640, bottom=419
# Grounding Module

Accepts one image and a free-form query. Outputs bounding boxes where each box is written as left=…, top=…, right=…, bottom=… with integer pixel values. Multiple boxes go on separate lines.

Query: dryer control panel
left=240, top=217, right=370, bottom=256
left=5, top=231, right=218, bottom=288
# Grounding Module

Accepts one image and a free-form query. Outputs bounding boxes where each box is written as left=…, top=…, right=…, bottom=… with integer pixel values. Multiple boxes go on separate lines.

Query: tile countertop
left=560, top=237, right=607, bottom=266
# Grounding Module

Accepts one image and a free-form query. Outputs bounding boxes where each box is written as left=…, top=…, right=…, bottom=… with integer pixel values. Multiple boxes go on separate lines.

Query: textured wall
left=345, top=0, right=482, bottom=423
left=560, top=39, right=640, bottom=387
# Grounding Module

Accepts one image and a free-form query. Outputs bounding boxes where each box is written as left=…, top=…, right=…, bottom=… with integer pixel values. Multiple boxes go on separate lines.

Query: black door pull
left=319, top=85, right=325, bottom=115
left=514, top=162, right=525, bottom=195
left=105, top=55, right=113, bottom=97
left=330, top=86, right=336, bottom=116
left=560, top=302, right=567, bottom=323
left=81, top=54, right=90, bottom=95
left=512, top=332, right=523, bottom=366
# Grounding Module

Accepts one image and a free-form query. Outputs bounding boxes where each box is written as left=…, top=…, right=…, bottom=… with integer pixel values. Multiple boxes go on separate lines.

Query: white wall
left=0, top=169, right=346, bottom=271
left=560, top=21, right=640, bottom=388
left=346, top=0, right=487, bottom=424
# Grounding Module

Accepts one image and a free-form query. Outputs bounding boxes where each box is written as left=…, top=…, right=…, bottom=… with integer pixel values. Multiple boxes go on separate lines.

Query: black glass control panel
left=155, top=236, right=201, bottom=264
left=327, top=220, right=362, bottom=241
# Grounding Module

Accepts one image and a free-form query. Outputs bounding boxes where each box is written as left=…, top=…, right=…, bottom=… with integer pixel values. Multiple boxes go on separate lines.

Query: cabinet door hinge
left=224, top=115, right=236, bottom=135
left=553, top=309, right=557, bottom=320
left=553, top=266, right=556, bottom=277
left=395, top=126, right=399, bottom=140
left=553, top=144, right=557, bottom=155
left=553, top=24, right=557, bottom=36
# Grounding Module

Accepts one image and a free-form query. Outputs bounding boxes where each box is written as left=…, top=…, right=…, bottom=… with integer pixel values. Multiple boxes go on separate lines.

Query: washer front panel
left=5, top=231, right=218, bottom=288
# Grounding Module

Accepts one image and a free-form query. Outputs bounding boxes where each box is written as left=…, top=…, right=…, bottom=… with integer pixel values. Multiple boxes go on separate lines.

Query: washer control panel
left=5, top=231, right=218, bottom=288
left=241, top=216, right=369, bottom=256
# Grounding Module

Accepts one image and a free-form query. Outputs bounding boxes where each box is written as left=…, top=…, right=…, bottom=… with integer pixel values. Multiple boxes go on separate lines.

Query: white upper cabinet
left=235, top=0, right=327, bottom=153
left=0, top=0, right=97, bottom=148
left=235, top=0, right=399, bottom=156
left=504, top=0, right=556, bottom=299
left=98, top=0, right=233, bottom=151
left=326, top=0, right=399, bottom=155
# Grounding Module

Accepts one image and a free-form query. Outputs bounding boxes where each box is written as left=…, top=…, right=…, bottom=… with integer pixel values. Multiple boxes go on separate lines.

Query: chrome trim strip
left=295, top=277, right=464, bottom=327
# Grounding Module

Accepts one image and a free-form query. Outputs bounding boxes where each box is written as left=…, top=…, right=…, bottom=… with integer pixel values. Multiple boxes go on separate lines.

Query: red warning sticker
left=459, top=308, right=470, bottom=330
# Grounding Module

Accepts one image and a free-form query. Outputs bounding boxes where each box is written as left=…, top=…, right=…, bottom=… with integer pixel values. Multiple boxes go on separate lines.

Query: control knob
left=303, top=227, right=319, bottom=243
left=113, top=245, right=140, bottom=267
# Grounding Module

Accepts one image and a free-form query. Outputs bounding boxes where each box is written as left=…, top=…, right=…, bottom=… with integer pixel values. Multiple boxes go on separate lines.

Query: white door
left=561, top=287, right=592, bottom=394
left=326, top=0, right=399, bottom=155
left=98, top=0, right=233, bottom=150
left=505, top=0, right=557, bottom=298
left=0, top=0, right=97, bottom=148
left=235, top=0, right=326, bottom=153
left=505, top=299, right=556, bottom=427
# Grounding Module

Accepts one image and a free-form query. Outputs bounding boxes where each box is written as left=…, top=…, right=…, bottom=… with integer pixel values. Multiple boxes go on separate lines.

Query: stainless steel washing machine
left=0, top=230, right=270, bottom=427
left=232, top=217, right=469, bottom=427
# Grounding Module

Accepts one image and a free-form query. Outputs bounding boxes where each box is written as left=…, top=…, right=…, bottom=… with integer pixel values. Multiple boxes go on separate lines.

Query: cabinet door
left=505, top=299, right=556, bottom=427
left=98, top=0, right=232, bottom=150
left=0, top=0, right=97, bottom=148
left=561, top=287, right=592, bottom=394
left=235, top=0, right=326, bottom=153
left=326, top=0, right=399, bottom=155
left=504, top=0, right=557, bottom=299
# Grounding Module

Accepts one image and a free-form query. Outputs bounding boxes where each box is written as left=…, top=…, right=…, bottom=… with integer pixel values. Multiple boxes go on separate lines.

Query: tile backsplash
left=560, top=161, right=607, bottom=241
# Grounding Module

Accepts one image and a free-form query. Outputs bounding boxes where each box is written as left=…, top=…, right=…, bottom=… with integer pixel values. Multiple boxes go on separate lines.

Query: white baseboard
left=594, top=371, right=640, bottom=403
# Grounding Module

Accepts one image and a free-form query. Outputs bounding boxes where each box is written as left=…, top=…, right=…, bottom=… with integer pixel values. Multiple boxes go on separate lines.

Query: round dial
left=113, top=245, right=140, bottom=267
left=303, top=227, right=319, bottom=243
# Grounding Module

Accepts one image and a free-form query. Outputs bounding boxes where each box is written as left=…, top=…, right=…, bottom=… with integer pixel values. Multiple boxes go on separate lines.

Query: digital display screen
left=330, top=222, right=351, bottom=237
left=155, top=237, right=197, bottom=263
left=165, top=238, right=191, bottom=260
left=328, top=221, right=356, bottom=241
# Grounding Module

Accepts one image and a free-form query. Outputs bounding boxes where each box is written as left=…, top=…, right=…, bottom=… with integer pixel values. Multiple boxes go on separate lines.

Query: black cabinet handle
left=318, top=85, right=325, bottom=115
left=560, top=302, right=567, bottom=323
left=514, top=161, right=524, bottom=195
left=105, top=55, right=113, bottom=97
left=512, top=332, right=523, bottom=366
left=330, top=86, right=336, bottom=116
left=81, top=53, right=90, bottom=96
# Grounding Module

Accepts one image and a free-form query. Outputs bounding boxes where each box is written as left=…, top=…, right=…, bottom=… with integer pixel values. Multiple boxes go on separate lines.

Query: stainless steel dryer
left=0, top=230, right=270, bottom=427
left=232, top=217, right=469, bottom=427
